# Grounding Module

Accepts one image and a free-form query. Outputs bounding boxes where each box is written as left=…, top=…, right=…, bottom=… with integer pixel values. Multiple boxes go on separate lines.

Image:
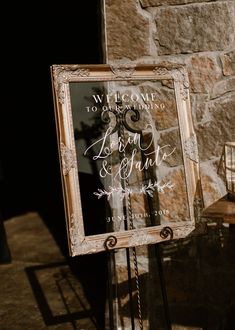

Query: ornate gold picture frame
left=51, top=63, right=201, bottom=256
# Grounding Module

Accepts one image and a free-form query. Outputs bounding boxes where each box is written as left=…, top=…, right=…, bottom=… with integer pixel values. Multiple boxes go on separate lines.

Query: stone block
left=140, top=85, right=178, bottom=130
left=187, top=55, right=221, bottom=93
left=106, top=0, right=150, bottom=60
left=140, top=0, right=211, bottom=7
left=155, top=2, right=235, bottom=55
left=220, top=49, right=235, bottom=76
left=159, top=167, right=190, bottom=221
left=196, top=93, right=235, bottom=161
left=211, top=76, right=235, bottom=99
left=200, top=163, right=226, bottom=208
left=159, top=128, right=184, bottom=167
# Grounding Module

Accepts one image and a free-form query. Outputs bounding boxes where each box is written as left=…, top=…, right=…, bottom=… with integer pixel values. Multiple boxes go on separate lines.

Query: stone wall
left=105, top=0, right=235, bottom=208
left=104, top=0, right=235, bottom=328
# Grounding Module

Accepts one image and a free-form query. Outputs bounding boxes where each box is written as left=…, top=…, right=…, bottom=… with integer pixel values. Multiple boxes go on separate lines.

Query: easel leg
left=155, top=244, right=172, bottom=330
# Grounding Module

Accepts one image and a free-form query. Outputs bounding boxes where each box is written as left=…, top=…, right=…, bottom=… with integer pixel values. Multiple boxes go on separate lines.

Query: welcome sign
left=51, top=63, right=201, bottom=256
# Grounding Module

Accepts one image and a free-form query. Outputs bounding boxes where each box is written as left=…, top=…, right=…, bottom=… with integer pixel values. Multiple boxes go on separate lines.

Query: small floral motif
left=153, top=67, right=169, bottom=76
left=140, top=179, right=174, bottom=197
left=94, top=179, right=174, bottom=200
left=60, top=143, right=76, bottom=175
left=110, top=63, right=136, bottom=78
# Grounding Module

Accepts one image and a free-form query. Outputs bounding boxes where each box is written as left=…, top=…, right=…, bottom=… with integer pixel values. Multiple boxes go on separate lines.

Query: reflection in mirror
left=69, top=79, right=190, bottom=237
left=70, top=82, right=108, bottom=236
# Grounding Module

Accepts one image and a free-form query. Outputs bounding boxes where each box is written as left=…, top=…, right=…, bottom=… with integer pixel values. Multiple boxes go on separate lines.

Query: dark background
left=1, top=3, right=108, bottom=327
left=0, top=1, right=104, bottom=255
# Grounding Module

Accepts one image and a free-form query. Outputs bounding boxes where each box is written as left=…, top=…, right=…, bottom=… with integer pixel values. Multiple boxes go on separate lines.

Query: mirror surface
left=51, top=64, right=200, bottom=255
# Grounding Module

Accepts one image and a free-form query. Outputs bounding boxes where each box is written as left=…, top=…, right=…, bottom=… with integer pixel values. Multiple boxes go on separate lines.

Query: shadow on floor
left=25, top=261, right=98, bottom=329
left=25, top=255, right=108, bottom=330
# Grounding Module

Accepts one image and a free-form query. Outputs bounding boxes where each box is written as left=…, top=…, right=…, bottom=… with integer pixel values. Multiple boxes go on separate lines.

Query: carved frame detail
left=51, top=63, right=201, bottom=256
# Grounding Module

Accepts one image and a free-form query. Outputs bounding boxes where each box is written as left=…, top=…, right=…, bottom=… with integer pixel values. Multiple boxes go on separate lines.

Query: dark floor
left=162, top=226, right=235, bottom=330
left=0, top=213, right=100, bottom=330
left=0, top=213, right=235, bottom=330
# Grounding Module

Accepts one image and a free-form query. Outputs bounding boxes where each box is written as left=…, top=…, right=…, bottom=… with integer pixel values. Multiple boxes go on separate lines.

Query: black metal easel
left=101, top=93, right=172, bottom=329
